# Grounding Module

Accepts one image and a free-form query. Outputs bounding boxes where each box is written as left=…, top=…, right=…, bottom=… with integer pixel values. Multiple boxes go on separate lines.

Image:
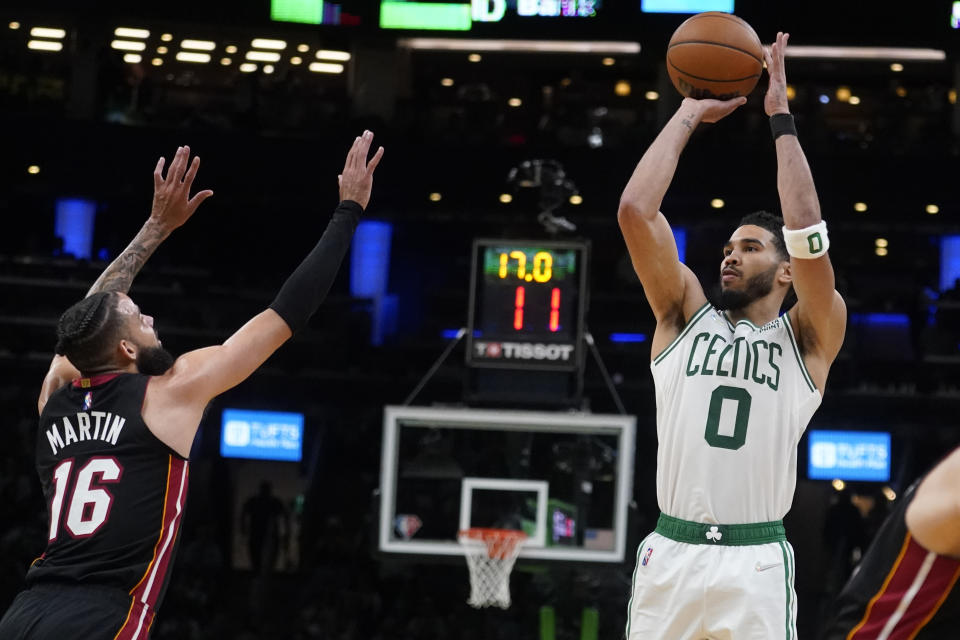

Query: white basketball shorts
left=625, top=513, right=798, bottom=640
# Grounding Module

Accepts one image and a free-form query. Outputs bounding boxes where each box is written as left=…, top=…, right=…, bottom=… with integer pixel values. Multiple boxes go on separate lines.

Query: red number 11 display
left=512, top=286, right=561, bottom=332
left=550, top=287, right=560, bottom=332
left=514, top=286, right=525, bottom=330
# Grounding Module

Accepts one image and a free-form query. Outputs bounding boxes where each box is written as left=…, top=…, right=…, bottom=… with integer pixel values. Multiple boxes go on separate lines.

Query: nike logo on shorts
left=755, top=561, right=782, bottom=572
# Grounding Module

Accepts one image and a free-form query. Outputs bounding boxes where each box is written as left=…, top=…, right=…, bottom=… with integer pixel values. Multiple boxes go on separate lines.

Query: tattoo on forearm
left=681, top=116, right=694, bottom=130
left=86, top=223, right=168, bottom=296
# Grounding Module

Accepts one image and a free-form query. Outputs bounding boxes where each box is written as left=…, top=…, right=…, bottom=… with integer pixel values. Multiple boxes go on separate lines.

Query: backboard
left=379, top=405, right=636, bottom=562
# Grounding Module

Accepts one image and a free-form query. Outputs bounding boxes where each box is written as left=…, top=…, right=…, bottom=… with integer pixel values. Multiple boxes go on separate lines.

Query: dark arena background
left=2, top=1, right=959, bottom=638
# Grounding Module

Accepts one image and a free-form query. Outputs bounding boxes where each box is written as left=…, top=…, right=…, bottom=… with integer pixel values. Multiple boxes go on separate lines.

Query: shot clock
left=467, top=239, right=588, bottom=371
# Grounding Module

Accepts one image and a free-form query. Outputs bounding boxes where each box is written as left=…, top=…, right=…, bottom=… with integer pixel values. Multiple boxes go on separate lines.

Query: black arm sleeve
left=269, top=200, right=362, bottom=333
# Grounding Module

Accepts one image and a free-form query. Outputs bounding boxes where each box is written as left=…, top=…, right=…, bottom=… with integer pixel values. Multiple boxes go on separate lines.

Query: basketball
left=666, top=12, right=764, bottom=100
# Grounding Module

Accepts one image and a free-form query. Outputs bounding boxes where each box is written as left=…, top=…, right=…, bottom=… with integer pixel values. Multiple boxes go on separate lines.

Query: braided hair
left=738, top=211, right=789, bottom=261
left=55, top=292, right=125, bottom=372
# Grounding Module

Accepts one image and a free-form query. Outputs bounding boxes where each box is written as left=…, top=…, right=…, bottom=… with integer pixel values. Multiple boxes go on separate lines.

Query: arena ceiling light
left=123, top=53, right=142, bottom=63
left=309, top=62, right=344, bottom=73
left=251, top=38, right=287, bottom=50
left=114, top=27, right=150, bottom=39
left=785, top=46, right=945, bottom=61
left=180, top=39, right=216, bottom=51
left=397, top=38, right=641, bottom=55
left=316, top=49, right=350, bottom=61
left=176, top=51, right=211, bottom=63
left=111, top=40, right=146, bottom=51
left=27, top=40, right=63, bottom=51
left=30, top=27, right=66, bottom=39
left=239, top=63, right=257, bottom=72
left=246, top=51, right=281, bottom=62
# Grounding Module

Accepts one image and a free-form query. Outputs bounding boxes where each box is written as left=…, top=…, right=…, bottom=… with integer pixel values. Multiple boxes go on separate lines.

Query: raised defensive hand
left=764, top=32, right=790, bottom=116
left=150, top=145, right=214, bottom=232
left=338, top=130, right=385, bottom=210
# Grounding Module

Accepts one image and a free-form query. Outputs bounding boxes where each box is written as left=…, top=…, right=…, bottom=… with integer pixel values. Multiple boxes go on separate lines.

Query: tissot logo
left=474, top=341, right=575, bottom=361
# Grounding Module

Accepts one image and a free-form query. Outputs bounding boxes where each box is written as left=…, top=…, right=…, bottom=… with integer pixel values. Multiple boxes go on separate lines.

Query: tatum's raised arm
left=617, top=96, right=745, bottom=350
left=766, top=32, right=846, bottom=390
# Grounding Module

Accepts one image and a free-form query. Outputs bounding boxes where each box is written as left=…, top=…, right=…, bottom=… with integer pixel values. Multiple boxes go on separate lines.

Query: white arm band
left=782, top=221, right=829, bottom=259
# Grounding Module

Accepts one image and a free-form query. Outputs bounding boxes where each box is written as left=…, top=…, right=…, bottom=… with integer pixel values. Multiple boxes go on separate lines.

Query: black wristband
left=770, top=113, right=797, bottom=140
left=269, top=200, right=362, bottom=333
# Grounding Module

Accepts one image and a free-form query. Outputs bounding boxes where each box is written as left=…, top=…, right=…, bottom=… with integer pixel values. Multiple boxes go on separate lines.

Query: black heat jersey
left=27, top=373, right=189, bottom=639
left=820, top=482, right=960, bottom=640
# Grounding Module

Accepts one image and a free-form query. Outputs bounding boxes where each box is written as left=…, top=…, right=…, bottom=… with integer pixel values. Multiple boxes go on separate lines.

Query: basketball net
left=458, top=528, right=527, bottom=609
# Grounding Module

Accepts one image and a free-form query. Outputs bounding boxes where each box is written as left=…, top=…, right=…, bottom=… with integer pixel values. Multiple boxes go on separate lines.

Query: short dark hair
left=55, top=292, right=125, bottom=372
left=738, top=211, right=789, bottom=261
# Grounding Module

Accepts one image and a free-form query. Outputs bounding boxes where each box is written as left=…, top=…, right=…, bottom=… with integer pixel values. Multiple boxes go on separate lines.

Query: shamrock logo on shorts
left=705, top=526, right=723, bottom=542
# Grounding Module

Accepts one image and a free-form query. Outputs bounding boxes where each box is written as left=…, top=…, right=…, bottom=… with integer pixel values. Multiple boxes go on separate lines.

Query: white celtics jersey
left=651, top=303, right=821, bottom=524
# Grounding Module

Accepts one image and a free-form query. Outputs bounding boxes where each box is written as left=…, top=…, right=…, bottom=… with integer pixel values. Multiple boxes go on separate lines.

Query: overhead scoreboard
left=467, top=239, right=588, bottom=372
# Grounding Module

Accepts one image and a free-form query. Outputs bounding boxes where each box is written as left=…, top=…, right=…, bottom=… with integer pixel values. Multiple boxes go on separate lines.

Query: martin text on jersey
left=46, top=411, right=127, bottom=455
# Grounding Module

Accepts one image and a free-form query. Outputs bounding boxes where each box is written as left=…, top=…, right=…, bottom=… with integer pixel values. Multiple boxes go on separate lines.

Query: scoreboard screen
left=376, top=0, right=647, bottom=37
left=380, top=0, right=604, bottom=31
left=640, top=0, right=733, bottom=13
left=467, top=239, right=588, bottom=371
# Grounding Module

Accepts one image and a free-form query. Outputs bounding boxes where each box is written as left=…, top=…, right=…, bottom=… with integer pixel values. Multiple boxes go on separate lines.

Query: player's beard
left=136, top=344, right=175, bottom=376
left=713, top=264, right=779, bottom=311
